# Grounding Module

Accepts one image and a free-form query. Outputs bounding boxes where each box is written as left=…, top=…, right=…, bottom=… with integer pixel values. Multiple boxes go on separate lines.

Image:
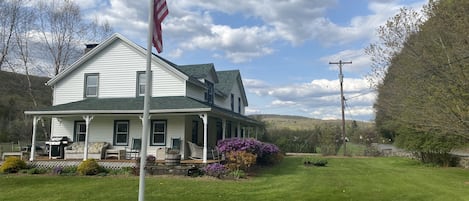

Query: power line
left=346, top=90, right=376, bottom=100
left=329, top=60, right=352, bottom=156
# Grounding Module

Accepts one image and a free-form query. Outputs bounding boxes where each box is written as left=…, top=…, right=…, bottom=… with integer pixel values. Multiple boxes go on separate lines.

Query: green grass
left=1, top=157, right=468, bottom=201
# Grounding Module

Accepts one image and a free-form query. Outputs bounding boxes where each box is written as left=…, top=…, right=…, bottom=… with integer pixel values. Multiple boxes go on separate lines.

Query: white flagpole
left=138, top=0, right=155, bottom=200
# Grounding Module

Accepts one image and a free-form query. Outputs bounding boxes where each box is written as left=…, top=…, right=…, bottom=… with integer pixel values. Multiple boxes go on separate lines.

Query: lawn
left=1, top=157, right=468, bottom=201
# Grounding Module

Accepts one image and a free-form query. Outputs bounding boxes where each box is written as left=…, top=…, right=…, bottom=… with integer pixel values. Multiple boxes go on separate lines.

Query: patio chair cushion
left=64, top=142, right=110, bottom=159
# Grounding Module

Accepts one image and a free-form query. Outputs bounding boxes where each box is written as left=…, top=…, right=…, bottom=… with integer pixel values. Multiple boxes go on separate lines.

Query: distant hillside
left=250, top=114, right=373, bottom=130
left=0, top=71, right=52, bottom=142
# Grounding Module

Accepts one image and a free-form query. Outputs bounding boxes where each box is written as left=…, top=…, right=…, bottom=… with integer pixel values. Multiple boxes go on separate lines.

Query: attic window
left=84, top=73, right=99, bottom=98
left=137, top=71, right=146, bottom=96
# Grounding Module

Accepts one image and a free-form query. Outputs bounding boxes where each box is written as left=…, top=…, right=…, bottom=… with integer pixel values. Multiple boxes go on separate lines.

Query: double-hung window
left=230, top=94, right=234, bottom=111
left=238, top=97, right=241, bottom=113
left=74, top=121, right=86, bottom=142
left=137, top=71, right=146, bottom=96
left=114, top=120, right=129, bottom=146
left=151, top=120, right=166, bottom=146
left=84, top=73, right=99, bottom=97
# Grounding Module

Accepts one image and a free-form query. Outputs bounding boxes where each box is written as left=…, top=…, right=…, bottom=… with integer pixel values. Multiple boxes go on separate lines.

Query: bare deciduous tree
left=0, top=0, right=22, bottom=70
left=36, top=0, right=113, bottom=75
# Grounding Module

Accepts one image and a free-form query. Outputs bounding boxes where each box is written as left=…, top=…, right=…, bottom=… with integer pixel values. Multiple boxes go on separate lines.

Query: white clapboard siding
left=186, top=83, right=206, bottom=102
left=214, top=81, right=245, bottom=114
left=53, top=39, right=185, bottom=105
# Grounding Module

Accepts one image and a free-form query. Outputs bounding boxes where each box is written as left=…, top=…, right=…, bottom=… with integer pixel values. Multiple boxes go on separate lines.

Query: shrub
left=303, top=158, right=328, bottom=167
left=146, top=155, right=156, bottom=166
left=77, top=159, right=102, bottom=175
left=108, top=167, right=133, bottom=176
left=258, top=143, right=282, bottom=165
left=203, top=163, right=227, bottom=178
left=228, top=169, right=246, bottom=179
left=27, top=168, right=48, bottom=174
left=0, top=157, right=26, bottom=173
left=258, top=152, right=284, bottom=165
left=225, top=150, right=256, bottom=172
left=60, top=166, right=78, bottom=175
left=217, top=138, right=282, bottom=166
left=217, top=138, right=262, bottom=155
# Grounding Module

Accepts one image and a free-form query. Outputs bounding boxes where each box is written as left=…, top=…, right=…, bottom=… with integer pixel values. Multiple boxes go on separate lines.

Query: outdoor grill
left=45, top=136, right=71, bottom=159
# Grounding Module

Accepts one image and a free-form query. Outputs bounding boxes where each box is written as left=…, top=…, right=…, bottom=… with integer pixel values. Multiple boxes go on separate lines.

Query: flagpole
left=138, top=0, right=155, bottom=200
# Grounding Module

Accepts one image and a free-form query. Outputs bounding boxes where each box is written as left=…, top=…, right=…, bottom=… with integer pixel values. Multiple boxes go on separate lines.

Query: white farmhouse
left=25, top=33, right=261, bottom=163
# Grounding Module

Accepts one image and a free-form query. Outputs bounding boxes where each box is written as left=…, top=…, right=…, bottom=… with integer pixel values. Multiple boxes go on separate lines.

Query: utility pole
left=329, top=60, right=352, bottom=156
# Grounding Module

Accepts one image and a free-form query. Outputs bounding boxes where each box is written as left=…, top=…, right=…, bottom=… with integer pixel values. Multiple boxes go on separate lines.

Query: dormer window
left=84, top=73, right=99, bottom=97
left=205, top=81, right=214, bottom=105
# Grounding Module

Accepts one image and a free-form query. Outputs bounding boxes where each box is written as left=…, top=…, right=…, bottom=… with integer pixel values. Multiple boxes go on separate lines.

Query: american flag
left=153, top=0, right=169, bottom=53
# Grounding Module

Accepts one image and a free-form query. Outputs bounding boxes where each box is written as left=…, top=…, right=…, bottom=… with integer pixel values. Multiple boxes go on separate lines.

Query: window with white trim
left=74, top=121, right=86, bottom=142
left=84, top=73, right=99, bottom=97
left=238, top=97, right=241, bottom=113
left=114, top=120, right=129, bottom=146
left=137, top=71, right=146, bottom=96
left=151, top=120, right=166, bottom=146
left=230, top=94, right=234, bottom=111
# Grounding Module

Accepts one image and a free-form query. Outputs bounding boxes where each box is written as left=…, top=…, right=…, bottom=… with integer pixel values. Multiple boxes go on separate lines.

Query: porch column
left=29, top=116, right=41, bottom=161
left=237, top=122, right=241, bottom=138
left=222, top=119, right=226, bottom=140
left=82, top=115, right=94, bottom=161
left=199, top=113, right=208, bottom=163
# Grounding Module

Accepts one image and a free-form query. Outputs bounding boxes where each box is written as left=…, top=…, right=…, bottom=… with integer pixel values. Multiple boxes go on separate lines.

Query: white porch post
left=222, top=119, right=226, bottom=140
left=83, top=115, right=94, bottom=161
left=237, top=122, right=241, bottom=138
left=29, top=116, right=41, bottom=161
left=199, top=113, right=208, bottom=163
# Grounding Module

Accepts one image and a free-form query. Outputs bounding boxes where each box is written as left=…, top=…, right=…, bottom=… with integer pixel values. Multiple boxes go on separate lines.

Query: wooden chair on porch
left=125, top=138, right=141, bottom=159
left=187, top=141, right=219, bottom=160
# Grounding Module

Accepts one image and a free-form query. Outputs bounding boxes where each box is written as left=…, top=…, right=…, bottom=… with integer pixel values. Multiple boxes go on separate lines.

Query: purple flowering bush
left=217, top=138, right=282, bottom=166
left=203, top=163, right=228, bottom=178
left=217, top=138, right=262, bottom=154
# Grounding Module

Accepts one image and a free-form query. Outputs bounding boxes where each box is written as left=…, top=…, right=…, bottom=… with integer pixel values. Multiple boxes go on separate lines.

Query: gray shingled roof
left=176, top=63, right=215, bottom=79
left=25, top=96, right=260, bottom=125
left=28, top=96, right=210, bottom=113
left=215, top=70, right=239, bottom=96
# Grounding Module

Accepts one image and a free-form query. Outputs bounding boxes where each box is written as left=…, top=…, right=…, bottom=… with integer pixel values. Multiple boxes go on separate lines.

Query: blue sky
left=77, top=0, right=427, bottom=121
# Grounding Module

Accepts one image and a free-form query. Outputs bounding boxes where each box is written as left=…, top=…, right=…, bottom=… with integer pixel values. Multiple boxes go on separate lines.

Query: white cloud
left=80, top=0, right=428, bottom=64
left=321, top=49, right=372, bottom=74
left=245, top=76, right=375, bottom=120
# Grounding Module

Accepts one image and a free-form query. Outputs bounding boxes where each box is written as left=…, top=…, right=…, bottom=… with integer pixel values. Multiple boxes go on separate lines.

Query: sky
left=76, top=0, right=427, bottom=122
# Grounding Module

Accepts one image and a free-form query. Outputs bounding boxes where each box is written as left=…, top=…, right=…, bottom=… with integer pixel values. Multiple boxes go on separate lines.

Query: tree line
left=368, top=0, right=469, bottom=166
left=0, top=0, right=112, bottom=142
left=260, top=121, right=378, bottom=156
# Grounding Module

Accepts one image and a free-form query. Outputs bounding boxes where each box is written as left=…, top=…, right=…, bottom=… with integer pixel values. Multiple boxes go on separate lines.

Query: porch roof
left=24, top=96, right=262, bottom=125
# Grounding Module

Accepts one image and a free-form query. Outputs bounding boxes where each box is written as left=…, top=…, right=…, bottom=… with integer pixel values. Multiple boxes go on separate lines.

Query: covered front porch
left=25, top=97, right=263, bottom=164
